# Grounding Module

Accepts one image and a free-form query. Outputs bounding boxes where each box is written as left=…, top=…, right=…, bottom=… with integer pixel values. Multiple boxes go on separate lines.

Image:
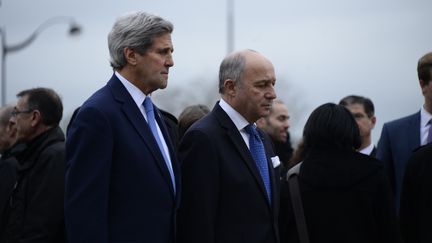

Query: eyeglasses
left=11, top=107, right=34, bottom=117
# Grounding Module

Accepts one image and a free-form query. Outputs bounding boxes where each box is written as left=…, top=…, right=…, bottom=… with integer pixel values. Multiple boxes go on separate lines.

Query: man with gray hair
left=65, top=12, right=179, bottom=243
left=178, top=49, right=279, bottom=243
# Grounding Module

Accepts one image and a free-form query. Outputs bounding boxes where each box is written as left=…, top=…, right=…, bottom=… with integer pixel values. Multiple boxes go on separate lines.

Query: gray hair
left=108, top=11, right=174, bottom=70
left=218, top=52, right=247, bottom=94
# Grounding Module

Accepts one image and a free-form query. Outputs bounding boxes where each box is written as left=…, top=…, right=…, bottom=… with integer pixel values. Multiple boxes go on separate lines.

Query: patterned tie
left=143, top=96, right=176, bottom=194
left=244, top=124, right=272, bottom=204
left=427, top=119, right=432, bottom=144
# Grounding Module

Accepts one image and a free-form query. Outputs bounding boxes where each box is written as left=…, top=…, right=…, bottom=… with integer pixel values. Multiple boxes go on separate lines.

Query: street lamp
left=0, top=16, right=81, bottom=106
left=227, top=0, right=234, bottom=54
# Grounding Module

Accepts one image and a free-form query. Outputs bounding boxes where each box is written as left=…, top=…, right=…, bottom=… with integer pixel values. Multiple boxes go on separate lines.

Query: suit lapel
left=107, top=75, right=176, bottom=197
left=213, top=104, right=272, bottom=208
left=154, top=107, right=180, bottom=201
left=408, top=112, right=421, bottom=150
left=370, top=146, right=377, bottom=158
left=260, top=129, right=279, bottom=214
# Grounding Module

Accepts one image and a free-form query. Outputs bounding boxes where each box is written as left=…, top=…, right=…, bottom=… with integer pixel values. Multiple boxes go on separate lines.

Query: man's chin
left=260, top=110, right=271, bottom=117
left=159, top=81, right=168, bottom=89
left=277, top=134, right=287, bottom=143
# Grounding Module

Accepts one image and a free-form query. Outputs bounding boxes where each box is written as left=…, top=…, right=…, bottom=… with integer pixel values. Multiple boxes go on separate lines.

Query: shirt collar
left=218, top=98, right=250, bottom=131
left=420, top=105, right=432, bottom=127
left=359, top=143, right=374, bottom=156
left=115, top=71, right=148, bottom=108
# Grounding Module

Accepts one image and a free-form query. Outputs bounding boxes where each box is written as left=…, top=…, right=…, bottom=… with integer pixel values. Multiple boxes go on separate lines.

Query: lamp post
left=227, top=0, right=234, bottom=54
left=0, top=16, right=81, bottom=106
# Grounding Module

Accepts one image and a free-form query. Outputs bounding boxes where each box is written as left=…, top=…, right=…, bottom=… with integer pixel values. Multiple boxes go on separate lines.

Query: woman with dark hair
left=279, top=103, right=401, bottom=243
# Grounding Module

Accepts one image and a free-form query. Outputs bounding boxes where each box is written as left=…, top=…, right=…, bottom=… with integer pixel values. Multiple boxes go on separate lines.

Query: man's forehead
left=346, top=103, right=366, bottom=113
left=273, top=103, right=288, bottom=112
left=16, top=96, right=29, bottom=106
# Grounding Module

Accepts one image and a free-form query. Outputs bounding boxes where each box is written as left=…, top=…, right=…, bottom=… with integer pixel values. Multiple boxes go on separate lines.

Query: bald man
left=178, top=49, right=280, bottom=243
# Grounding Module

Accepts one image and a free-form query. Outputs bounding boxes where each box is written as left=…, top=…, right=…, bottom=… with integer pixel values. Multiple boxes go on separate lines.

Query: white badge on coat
left=271, top=156, right=281, bottom=168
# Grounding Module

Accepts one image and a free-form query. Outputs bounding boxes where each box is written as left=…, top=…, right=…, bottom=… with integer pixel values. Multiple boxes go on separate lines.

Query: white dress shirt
left=359, top=143, right=374, bottom=156
left=420, top=105, right=432, bottom=145
left=115, top=72, right=174, bottom=178
left=219, top=98, right=253, bottom=149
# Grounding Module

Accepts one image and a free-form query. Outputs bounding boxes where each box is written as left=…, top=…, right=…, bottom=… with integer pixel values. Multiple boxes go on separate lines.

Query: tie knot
left=245, top=124, right=259, bottom=138
left=143, top=96, right=154, bottom=114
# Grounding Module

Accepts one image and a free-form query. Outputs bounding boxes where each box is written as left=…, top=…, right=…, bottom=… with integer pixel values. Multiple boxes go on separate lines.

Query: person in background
left=257, top=99, right=293, bottom=176
left=0, top=88, right=65, bottom=243
left=177, top=49, right=280, bottom=243
left=0, top=105, right=17, bottom=156
left=65, top=11, right=179, bottom=243
left=0, top=104, right=18, bottom=236
left=159, top=108, right=180, bottom=148
left=339, top=95, right=377, bottom=157
left=279, top=103, right=401, bottom=243
left=178, top=104, right=210, bottom=138
left=376, top=51, right=432, bottom=212
left=400, top=143, right=432, bottom=243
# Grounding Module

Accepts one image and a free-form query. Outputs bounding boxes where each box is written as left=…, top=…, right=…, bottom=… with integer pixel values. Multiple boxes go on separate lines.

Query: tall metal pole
left=1, top=28, right=6, bottom=106
left=0, top=17, right=81, bottom=106
left=227, top=0, right=234, bottom=54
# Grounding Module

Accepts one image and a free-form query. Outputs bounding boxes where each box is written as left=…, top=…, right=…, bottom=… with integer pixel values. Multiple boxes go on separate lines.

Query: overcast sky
left=1, top=0, right=431, bottom=143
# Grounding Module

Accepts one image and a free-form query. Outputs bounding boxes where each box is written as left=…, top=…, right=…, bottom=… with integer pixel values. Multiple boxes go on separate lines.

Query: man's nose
left=284, top=120, right=290, bottom=130
left=266, top=86, right=276, bottom=99
left=165, top=53, right=174, bottom=67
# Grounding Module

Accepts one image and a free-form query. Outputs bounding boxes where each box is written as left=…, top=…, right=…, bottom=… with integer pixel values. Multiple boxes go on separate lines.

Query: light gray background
left=1, top=0, right=431, bottom=145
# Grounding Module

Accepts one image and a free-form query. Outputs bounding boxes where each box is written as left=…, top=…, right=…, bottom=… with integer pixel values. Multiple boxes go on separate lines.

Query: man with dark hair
left=257, top=99, right=293, bottom=176
left=65, top=11, right=179, bottom=243
left=178, top=49, right=280, bottom=243
left=339, top=95, right=377, bottom=157
left=0, top=87, right=65, bottom=243
left=377, top=51, right=432, bottom=213
left=178, top=104, right=210, bottom=138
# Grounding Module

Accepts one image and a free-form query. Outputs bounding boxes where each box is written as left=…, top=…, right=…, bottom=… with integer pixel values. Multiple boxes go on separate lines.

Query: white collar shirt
left=420, top=105, right=432, bottom=145
left=115, top=71, right=174, bottom=176
left=219, top=98, right=253, bottom=149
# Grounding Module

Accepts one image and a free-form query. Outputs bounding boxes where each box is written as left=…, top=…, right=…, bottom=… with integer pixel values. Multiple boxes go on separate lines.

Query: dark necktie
left=244, top=124, right=272, bottom=204
left=143, top=96, right=176, bottom=194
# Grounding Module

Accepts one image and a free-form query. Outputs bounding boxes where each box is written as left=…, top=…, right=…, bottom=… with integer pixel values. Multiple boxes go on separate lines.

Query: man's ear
left=30, top=110, right=42, bottom=127
left=371, top=116, right=376, bottom=128
left=124, top=47, right=137, bottom=66
left=420, top=79, right=425, bottom=87
left=224, top=79, right=236, bottom=97
left=6, top=121, right=17, bottom=137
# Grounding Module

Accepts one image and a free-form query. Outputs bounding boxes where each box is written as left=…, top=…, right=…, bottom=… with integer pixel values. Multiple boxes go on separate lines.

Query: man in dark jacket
left=0, top=105, right=18, bottom=234
left=257, top=99, right=293, bottom=176
left=400, top=143, right=432, bottom=243
left=0, top=88, right=65, bottom=243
